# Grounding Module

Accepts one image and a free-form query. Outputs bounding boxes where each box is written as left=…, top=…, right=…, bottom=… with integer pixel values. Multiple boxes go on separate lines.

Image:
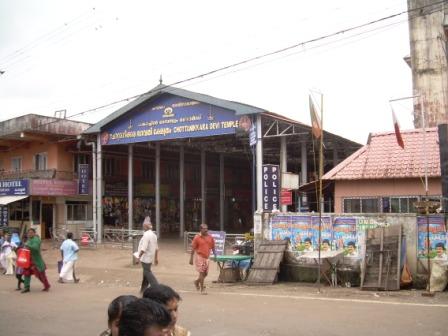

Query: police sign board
left=262, top=164, right=279, bottom=212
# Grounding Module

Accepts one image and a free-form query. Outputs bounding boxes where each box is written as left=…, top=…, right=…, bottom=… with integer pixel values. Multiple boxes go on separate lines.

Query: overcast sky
left=0, top=0, right=415, bottom=144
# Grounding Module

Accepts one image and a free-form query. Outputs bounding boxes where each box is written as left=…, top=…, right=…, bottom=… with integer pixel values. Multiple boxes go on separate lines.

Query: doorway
left=42, top=204, right=53, bottom=239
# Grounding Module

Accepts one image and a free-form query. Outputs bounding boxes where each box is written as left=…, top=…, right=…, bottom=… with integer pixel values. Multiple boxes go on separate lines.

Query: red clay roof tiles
left=323, top=128, right=440, bottom=180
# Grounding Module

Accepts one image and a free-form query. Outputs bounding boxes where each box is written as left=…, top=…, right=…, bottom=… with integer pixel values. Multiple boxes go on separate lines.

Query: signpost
left=78, top=164, right=90, bottom=195
left=262, top=164, right=280, bottom=212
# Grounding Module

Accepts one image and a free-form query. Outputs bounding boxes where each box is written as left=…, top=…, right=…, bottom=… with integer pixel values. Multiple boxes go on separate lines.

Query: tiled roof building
left=323, top=128, right=441, bottom=213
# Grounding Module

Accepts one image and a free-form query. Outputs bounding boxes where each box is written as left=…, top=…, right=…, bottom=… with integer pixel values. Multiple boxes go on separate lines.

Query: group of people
left=100, top=284, right=190, bottom=336
left=99, top=221, right=215, bottom=336
left=136, top=215, right=216, bottom=296
left=0, top=227, right=80, bottom=293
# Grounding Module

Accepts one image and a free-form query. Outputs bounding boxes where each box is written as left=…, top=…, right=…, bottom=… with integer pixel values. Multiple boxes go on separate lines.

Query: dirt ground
left=0, top=238, right=447, bottom=336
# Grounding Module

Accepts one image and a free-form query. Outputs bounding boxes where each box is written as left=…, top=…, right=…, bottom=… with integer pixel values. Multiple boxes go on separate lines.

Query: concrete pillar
left=280, top=136, right=287, bottom=212
left=201, top=149, right=206, bottom=223
left=301, top=141, right=308, bottom=211
left=96, top=133, right=103, bottom=243
left=128, top=144, right=133, bottom=232
left=256, top=115, right=263, bottom=212
left=155, top=143, right=161, bottom=237
left=219, top=153, right=225, bottom=231
left=179, top=145, right=185, bottom=237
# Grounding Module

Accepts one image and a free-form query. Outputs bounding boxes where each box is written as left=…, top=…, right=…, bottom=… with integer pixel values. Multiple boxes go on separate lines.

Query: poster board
left=208, top=230, right=226, bottom=256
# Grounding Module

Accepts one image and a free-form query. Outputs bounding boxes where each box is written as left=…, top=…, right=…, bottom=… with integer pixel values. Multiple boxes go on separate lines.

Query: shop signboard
left=311, top=216, right=332, bottom=250
left=30, top=179, right=77, bottom=196
left=333, top=217, right=358, bottom=257
left=280, top=189, right=292, bottom=205
left=0, top=179, right=29, bottom=196
left=78, top=164, right=89, bottom=195
left=208, top=230, right=226, bottom=256
left=262, top=164, right=279, bottom=212
left=417, top=215, right=447, bottom=259
left=0, top=206, right=8, bottom=227
left=100, top=95, right=239, bottom=146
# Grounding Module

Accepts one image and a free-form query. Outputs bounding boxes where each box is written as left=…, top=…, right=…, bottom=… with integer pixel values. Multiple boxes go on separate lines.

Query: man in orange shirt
left=189, top=224, right=216, bottom=294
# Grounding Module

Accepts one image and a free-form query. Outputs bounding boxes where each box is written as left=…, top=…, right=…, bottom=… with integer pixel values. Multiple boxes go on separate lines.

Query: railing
left=51, top=227, right=97, bottom=249
left=184, top=231, right=246, bottom=254
left=102, top=228, right=144, bottom=249
left=0, top=169, right=76, bottom=180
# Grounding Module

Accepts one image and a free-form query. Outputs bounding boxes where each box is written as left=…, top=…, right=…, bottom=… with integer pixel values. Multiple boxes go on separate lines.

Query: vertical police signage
left=262, top=164, right=279, bottom=212
left=78, top=164, right=89, bottom=195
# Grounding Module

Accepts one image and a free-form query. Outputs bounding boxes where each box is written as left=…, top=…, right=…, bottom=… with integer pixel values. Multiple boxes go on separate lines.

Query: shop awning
left=0, top=195, right=28, bottom=205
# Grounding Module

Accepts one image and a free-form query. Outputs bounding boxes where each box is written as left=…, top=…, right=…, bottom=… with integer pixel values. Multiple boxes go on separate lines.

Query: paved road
left=0, top=240, right=447, bottom=336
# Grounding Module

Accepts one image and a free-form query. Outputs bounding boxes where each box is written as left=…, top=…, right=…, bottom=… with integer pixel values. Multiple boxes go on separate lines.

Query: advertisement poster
left=208, top=230, right=226, bottom=256
left=290, top=215, right=313, bottom=252
left=311, top=216, right=332, bottom=251
left=333, top=217, right=358, bottom=257
left=271, top=215, right=291, bottom=241
left=0, top=206, right=8, bottom=227
left=417, top=215, right=447, bottom=259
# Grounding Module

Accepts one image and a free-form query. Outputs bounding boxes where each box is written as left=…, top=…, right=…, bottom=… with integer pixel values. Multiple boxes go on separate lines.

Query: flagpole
left=317, top=93, right=324, bottom=293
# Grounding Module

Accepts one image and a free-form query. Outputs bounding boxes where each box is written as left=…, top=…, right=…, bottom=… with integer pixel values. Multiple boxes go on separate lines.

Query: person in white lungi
left=58, top=232, right=80, bottom=283
left=0, top=234, right=17, bottom=275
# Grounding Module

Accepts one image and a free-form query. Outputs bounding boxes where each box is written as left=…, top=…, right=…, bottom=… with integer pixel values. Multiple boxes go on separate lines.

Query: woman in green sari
left=22, top=228, right=51, bottom=293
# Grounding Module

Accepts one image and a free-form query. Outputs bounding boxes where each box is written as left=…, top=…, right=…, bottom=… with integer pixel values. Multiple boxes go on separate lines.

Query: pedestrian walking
left=137, top=221, right=159, bottom=294
left=58, top=232, right=80, bottom=283
left=189, top=223, right=216, bottom=294
left=22, top=228, right=50, bottom=293
left=0, top=233, right=17, bottom=275
left=14, top=236, right=27, bottom=290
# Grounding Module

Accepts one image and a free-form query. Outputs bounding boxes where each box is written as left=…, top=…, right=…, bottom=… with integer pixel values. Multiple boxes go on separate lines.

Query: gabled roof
left=83, top=84, right=267, bottom=134
left=323, top=127, right=440, bottom=180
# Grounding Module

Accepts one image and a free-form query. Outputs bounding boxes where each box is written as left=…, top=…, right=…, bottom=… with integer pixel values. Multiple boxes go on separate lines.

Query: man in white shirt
left=137, top=221, right=159, bottom=294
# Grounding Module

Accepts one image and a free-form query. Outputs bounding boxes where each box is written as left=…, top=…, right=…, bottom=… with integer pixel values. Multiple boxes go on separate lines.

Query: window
left=343, top=197, right=379, bottom=213
left=382, top=196, right=420, bottom=213
left=11, top=157, right=22, bottom=171
left=142, top=161, right=154, bottom=180
left=9, top=198, right=30, bottom=221
left=66, top=201, right=92, bottom=221
left=35, top=153, right=48, bottom=171
left=74, top=154, right=90, bottom=174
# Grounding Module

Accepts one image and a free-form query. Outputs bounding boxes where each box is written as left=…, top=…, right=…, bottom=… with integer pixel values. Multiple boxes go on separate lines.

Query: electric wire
left=3, top=0, right=446, bottom=132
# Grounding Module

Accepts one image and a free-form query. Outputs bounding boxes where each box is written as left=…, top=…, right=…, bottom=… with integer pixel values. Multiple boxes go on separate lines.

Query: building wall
left=1, top=141, right=71, bottom=171
left=408, top=0, right=448, bottom=127
left=334, top=178, right=442, bottom=212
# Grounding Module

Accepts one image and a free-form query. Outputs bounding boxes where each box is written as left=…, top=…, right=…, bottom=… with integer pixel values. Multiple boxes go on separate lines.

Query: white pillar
left=301, top=141, right=308, bottom=212
left=179, top=145, right=185, bottom=237
left=256, top=115, right=263, bottom=212
left=155, top=143, right=161, bottom=237
left=91, top=143, right=97, bottom=239
left=128, top=144, right=133, bottom=232
left=280, top=136, right=287, bottom=212
left=201, top=149, right=206, bottom=223
left=219, top=153, right=225, bottom=231
left=96, top=133, right=103, bottom=243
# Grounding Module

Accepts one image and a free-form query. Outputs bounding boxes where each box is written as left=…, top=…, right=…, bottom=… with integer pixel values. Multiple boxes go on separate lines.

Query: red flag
left=309, top=96, right=322, bottom=138
left=392, top=108, right=404, bottom=148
